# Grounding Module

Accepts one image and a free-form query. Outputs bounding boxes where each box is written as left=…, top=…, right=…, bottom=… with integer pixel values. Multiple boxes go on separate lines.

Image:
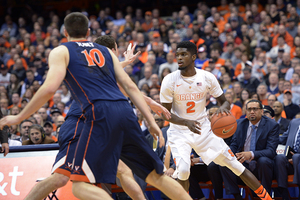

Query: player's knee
left=51, top=173, right=69, bottom=188
left=177, top=161, right=190, bottom=180
left=224, top=159, right=245, bottom=176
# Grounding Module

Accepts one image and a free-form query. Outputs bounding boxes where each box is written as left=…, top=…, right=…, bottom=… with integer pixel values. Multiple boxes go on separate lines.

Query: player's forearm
left=163, top=113, right=191, bottom=126
left=18, top=85, right=55, bottom=121
left=124, top=84, right=155, bottom=124
left=120, top=61, right=130, bottom=68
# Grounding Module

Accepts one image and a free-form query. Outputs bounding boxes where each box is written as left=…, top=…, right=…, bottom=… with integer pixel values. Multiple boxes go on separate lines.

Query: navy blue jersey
left=61, top=41, right=127, bottom=111
left=65, top=100, right=82, bottom=119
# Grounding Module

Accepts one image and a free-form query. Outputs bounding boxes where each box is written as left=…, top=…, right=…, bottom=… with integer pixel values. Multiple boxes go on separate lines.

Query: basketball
left=210, top=113, right=237, bottom=139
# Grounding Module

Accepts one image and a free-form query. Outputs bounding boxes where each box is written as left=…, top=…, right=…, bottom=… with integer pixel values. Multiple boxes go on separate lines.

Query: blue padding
left=8, top=144, right=59, bottom=152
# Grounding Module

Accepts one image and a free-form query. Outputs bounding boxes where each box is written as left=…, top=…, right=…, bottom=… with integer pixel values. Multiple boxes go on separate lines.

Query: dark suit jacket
left=278, top=117, right=290, bottom=136
left=0, top=110, right=7, bottom=144
left=230, top=116, right=279, bottom=160
left=146, top=126, right=175, bottom=169
left=279, top=118, right=300, bottom=154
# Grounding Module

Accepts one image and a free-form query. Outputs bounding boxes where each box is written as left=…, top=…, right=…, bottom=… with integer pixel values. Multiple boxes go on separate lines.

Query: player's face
left=246, top=102, right=263, bottom=122
left=176, top=48, right=195, bottom=70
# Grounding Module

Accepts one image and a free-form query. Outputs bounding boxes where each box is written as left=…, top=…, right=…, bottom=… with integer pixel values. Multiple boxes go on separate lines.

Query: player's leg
left=214, top=149, right=272, bottom=200
left=145, top=170, right=192, bottom=200
left=167, top=129, right=192, bottom=191
left=72, top=181, right=113, bottom=200
left=117, top=159, right=146, bottom=200
left=24, top=173, right=69, bottom=200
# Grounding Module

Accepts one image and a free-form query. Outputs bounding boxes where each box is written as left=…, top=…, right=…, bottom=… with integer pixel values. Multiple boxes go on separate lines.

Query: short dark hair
left=64, top=12, right=89, bottom=38
left=246, top=99, right=263, bottom=109
left=20, top=119, right=33, bottom=128
left=243, top=67, right=252, bottom=73
left=94, top=35, right=116, bottom=50
left=176, top=41, right=197, bottom=56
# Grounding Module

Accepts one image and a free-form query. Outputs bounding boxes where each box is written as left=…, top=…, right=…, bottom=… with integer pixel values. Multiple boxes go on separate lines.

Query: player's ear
left=63, top=28, right=68, bottom=38
left=192, top=54, right=197, bottom=61
left=86, top=28, right=90, bottom=38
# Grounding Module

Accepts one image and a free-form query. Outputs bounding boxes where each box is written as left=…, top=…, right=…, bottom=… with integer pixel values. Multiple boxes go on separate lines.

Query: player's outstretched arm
left=0, top=46, right=67, bottom=129
left=161, top=103, right=201, bottom=134
left=109, top=48, right=165, bottom=148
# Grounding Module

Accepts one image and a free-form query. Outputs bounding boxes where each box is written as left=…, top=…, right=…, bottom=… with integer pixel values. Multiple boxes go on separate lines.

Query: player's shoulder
left=49, top=45, right=69, bottom=58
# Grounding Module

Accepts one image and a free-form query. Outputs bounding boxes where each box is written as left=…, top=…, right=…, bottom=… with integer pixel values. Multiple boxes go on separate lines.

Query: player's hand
left=164, top=168, right=175, bottom=177
left=185, top=120, right=201, bottom=134
left=1, top=143, right=9, bottom=157
left=0, top=115, right=22, bottom=130
left=236, top=152, right=252, bottom=164
left=148, top=100, right=171, bottom=120
left=148, top=122, right=165, bottom=148
left=214, top=107, right=230, bottom=116
left=123, top=44, right=141, bottom=66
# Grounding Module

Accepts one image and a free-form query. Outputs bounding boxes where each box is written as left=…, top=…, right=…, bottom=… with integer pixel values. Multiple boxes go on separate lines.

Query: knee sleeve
left=214, top=154, right=245, bottom=176
left=177, top=159, right=190, bottom=181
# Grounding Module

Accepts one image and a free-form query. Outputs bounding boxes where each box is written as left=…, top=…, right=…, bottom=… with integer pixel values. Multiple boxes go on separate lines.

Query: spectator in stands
left=275, top=117, right=300, bottom=200
left=221, top=73, right=233, bottom=94
left=225, top=91, right=242, bottom=119
left=141, top=11, right=153, bottom=32
left=263, top=105, right=275, bottom=119
left=252, top=52, right=268, bottom=82
left=138, top=64, right=153, bottom=89
left=7, top=92, right=20, bottom=110
left=291, top=73, right=300, bottom=95
left=38, top=107, right=51, bottom=123
left=283, top=89, right=300, bottom=120
left=272, top=25, right=293, bottom=48
left=194, top=46, right=208, bottom=69
left=273, top=101, right=290, bottom=136
left=267, top=94, right=277, bottom=108
left=0, top=15, right=18, bottom=37
left=278, top=81, right=300, bottom=105
left=202, top=48, right=225, bottom=70
left=10, top=105, right=20, bottom=115
left=10, top=58, right=26, bottom=81
left=279, top=53, right=292, bottom=79
left=56, top=101, right=66, bottom=117
left=257, top=84, right=269, bottom=106
left=43, top=121, right=57, bottom=142
left=285, top=58, right=300, bottom=81
left=286, top=18, right=297, bottom=38
left=221, top=42, right=234, bottom=60
left=159, top=52, right=178, bottom=76
left=239, top=67, right=261, bottom=94
left=268, top=73, right=279, bottom=95
left=33, top=113, right=43, bottom=127
left=268, top=36, right=291, bottom=60
left=23, top=124, right=55, bottom=145
left=0, top=61, right=10, bottom=87
left=17, top=119, right=33, bottom=143
left=51, top=93, right=61, bottom=109
left=220, top=99, right=279, bottom=197
left=233, top=82, right=243, bottom=104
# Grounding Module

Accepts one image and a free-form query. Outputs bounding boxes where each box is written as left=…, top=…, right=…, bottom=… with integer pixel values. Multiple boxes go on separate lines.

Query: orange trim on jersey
left=70, top=174, right=90, bottom=182
left=67, top=69, right=95, bottom=120
left=70, top=40, right=88, bottom=42
left=82, top=120, right=93, bottom=166
left=53, top=168, right=71, bottom=177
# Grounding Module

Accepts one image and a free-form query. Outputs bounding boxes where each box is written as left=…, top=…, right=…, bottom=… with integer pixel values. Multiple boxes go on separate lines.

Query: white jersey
left=160, top=69, right=223, bottom=131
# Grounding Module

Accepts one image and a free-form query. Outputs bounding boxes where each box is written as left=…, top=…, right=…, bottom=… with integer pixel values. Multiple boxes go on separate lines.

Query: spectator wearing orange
left=190, top=33, right=205, bottom=50
left=9, top=58, right=26, bottom=81
left=272, top=25, right=294, bottom=48
left=202, top=48, right=225, bottom=70
left=235, top=53, right=251, bottom=78
left=225, top=91, right=242, bottom=119
left=213, top=13, right=226, bottom=33
left=290, top=36, right=300, bottom=59
left=217, top=0, right=230, bottom=16
left=6, top=48, right=28, bottom=70
left=7, top=92, right=21, bottom=110
left=141, top=11, right=153, bottom=32
left=257, top=84, right=269, bottom=106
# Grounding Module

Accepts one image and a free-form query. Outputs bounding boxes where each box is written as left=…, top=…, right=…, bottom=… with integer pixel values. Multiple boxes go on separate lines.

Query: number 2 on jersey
left=81, top=49, right=105, bottom=68
left=186, top=101, right=195, bottom=113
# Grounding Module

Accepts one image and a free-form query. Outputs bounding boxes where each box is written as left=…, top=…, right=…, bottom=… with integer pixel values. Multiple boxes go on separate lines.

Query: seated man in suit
left=275, top=117, right=300, bottom=200
left=273, top=101, right=290, bottom=136
left=220, top=99, right=279, bottom=200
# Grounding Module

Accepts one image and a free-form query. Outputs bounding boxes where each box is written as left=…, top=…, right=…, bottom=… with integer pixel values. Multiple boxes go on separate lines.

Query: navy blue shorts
left=51, top=116, right=84, bottom=177
left=70, top=100, right=164, bottom=184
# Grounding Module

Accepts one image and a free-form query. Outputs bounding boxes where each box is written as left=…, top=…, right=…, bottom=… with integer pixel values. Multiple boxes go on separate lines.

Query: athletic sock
left=254, top=185, right=272, bottom=200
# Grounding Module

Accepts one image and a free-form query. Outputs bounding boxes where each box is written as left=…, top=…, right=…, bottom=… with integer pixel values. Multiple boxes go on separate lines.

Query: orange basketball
left=210, top=113, right=237, bottom=139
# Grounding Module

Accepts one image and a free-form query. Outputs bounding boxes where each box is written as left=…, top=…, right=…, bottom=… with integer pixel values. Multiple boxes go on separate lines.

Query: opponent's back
left=62, top=40, right=126, bottom=111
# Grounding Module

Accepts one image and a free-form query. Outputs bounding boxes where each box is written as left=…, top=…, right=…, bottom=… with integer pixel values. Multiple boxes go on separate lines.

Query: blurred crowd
left=0, top=0, right=300, bottom=147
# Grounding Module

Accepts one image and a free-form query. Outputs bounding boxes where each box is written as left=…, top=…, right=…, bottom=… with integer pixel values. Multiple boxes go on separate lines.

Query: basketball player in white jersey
left=160, top=41, right=272, bottom=200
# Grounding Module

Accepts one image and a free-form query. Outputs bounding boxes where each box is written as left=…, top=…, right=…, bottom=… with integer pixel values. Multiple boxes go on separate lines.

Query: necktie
left=249, top=125, right=257, bottom=171
left=293, top=127, right=300, bottom=153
